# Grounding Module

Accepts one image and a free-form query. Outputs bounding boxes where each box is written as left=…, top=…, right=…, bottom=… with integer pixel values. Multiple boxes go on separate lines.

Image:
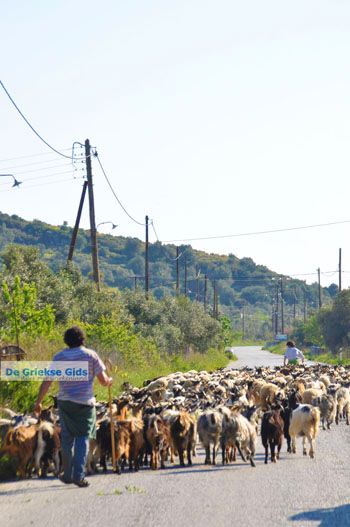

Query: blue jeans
left=60, top=413, right=89, bottom=481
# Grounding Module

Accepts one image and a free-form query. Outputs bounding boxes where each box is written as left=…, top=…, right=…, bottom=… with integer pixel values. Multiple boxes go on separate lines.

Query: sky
left=1, top=0, right=350, bottom=290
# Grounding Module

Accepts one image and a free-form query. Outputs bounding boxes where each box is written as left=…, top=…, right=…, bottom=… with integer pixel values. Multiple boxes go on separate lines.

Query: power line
left=12, top=163, right=72, bottom=175
left=151, top=220, right=159, bottom=242
left=95, top=152, right=146, bottom=226
left=0, top=80, right=88, bottom=161
left=0, top=149, right=74, bottom=163
left=162, top=220, right=350, bottom=243
left=0, top=176, right=84, bottom=193
left=0, top=170, right=77, bottom=186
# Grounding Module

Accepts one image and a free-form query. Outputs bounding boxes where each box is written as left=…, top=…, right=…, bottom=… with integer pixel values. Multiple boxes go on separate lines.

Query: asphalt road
left=1, top=346, right=349, bottom=527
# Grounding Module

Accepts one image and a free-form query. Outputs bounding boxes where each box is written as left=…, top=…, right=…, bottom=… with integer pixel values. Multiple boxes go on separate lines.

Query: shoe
left=72, top=478, right=90, bottom=488
left=59, top=475, right=72, bottom=484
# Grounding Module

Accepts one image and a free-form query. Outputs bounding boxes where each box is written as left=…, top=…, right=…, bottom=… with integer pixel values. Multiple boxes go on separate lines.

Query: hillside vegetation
left=0, top=212, right=338, bottom=338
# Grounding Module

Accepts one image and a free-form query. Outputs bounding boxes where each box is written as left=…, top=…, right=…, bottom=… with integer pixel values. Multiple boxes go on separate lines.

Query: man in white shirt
left=283, top=340, right=305, bottom=366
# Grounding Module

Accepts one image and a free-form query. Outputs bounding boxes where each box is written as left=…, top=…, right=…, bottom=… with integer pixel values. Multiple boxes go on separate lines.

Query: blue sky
left=2, top=0, right=350, bottom=289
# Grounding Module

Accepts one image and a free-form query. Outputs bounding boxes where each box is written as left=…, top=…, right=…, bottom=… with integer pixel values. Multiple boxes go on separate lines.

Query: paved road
left=227, top=345, right=315, bottom=369
left=1, top=346, right=349, bottom=527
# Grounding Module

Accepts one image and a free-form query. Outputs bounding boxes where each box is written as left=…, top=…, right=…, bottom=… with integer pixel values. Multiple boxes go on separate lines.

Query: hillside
left=0, top=212, right=337, bottom=326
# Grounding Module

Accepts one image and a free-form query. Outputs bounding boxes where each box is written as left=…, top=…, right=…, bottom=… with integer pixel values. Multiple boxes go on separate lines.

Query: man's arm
left=97, top=371, right=113, bottom=386
left=33, top=379, right=53, bottom=417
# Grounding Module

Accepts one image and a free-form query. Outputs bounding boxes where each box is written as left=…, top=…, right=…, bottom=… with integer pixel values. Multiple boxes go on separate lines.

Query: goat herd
left=1, top=363, right=349, bottom=480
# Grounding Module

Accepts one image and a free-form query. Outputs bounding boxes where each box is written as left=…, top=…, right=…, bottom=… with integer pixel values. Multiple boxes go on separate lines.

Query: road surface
left=1, top=346, right=348, bottom=527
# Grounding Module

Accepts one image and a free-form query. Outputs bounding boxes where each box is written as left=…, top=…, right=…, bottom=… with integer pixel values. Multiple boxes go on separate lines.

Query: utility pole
left=317, top=268, right=322, bottom=309
left=196, top=266, right=199, bottom=301
left=271, top=295, right=275, bottom=332
left=293, top=285, right=296, bottom=324
left=176, top=247, right=180, bottom=296
left=275, top=281, right=279, bottom=334
left=85, top=139, right=100, bottom=290
left=215, top=280, right=219, bottom=317
left=303, top=285, right=307, bottom=323
left=280, top=277, right=284, bottom=334
left=184, top=257, right=188, bottom=297
left=213, top=280, right=217, bottom=318
left=204, top=274, right=207, bottom=309
left=67, top=180, right=88, bottom=263
left=242, top=302, right=245, bottom=339
left=134, top=276, right=138, bottom=291
left=145, top=215, right=149, bottom=299
left=339, top=248, right=342, bottom=292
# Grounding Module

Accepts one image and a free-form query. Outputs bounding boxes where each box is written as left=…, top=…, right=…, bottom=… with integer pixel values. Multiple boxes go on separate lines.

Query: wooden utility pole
left=184, top=257, right=188, bottom=297
left=318, top=268, right=322, bottom=309
left=213, top=280, right=217, bottom=318
left=242, top=302, right=245, bottom=339
left=215, top=280, right=219, bottom=317
left=176, top=247, right=180, bottom=296
left=85, top=139, right=100, bottom=290
left=303, top=285, right=307, bottom=323
left=293, top=285, right=296, bottom=324
left=145, top=215, right=149, bottom=299
left=280, top=277, right=284, bottom=334
left=204, top=274, right=207, bottom=309
left=67, top=180, right=88, bottom=263
left=275, top=281, right=279, bottom=334
left=339, top=248, right=342, bottom=292
left=134, top=276, right=138, bottom=291
left=196, top=266, right=199, bottom=301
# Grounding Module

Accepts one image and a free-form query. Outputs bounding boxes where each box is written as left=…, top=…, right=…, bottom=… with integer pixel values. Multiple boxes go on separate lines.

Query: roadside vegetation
left=0, top=245, right=242, bottom=413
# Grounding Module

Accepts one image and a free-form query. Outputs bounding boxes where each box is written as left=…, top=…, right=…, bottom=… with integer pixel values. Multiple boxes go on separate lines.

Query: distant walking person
left=33, top=326, right=113, bottom=487
left=283, top=340, right=305, bottom=366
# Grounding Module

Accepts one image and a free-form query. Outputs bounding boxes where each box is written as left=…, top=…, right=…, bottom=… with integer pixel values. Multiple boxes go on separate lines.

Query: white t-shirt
left=284, top=347, right=304, bottom=361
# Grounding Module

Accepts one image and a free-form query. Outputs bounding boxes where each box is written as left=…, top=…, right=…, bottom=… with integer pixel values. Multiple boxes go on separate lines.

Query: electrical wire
left=0, top=176, right=84, bottom=193
left=0, top=156, right=78, bottom=171
left=95, top=152, right=146, bottom=226
left=161, top=220, right=350, bottom=243
left=151, top=220, right=159, bottom=242
left=0, top=80, right=89, bottom=161
left=0, top=170, right=77, bottom=186
left=12, top=163, right=73, bottom=175
left=0, top=149, right=74, bottom=163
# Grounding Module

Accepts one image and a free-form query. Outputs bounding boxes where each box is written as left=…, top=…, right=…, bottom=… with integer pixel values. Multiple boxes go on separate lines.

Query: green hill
left=0, top=212, right=337, bottom=328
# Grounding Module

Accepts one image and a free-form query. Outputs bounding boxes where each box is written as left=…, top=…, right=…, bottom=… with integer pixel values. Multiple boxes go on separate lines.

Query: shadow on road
left=290, top=505, right=350, bottom=527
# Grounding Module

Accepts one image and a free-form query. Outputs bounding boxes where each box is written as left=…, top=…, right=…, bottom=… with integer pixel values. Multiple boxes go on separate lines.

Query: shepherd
left=33, top=326, right=113, bottom=487
left=283, top=340, right=305, bottom=367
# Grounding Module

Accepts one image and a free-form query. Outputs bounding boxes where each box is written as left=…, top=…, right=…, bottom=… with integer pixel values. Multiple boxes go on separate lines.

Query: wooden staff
left=104, top=359, right=116, bottom=472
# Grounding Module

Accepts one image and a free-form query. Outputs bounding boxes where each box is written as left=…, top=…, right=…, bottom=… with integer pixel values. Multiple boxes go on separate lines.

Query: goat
left=0, top=424, right=38, bottom=478
left=261, top=407, right=284, bottom=464
left=145, top=414, right=171, bottom=470
left=197, top=409, right=222, bottom=465
left=221, top=411, right=257, bottom=467
left=312, top=394, right=336, bottom=430
left=289, top=405, right=320, bottom=458
left=335, top=387, right=350, bottom=425
left=34, top=422, right=61, bottom=477
left=170, top=411, right=196, bottom=467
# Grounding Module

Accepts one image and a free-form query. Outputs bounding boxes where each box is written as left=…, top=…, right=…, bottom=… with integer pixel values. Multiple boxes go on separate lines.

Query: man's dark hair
left=287, top=340, right=295, bottom=347
left=64, top=326, right=86, bottom=348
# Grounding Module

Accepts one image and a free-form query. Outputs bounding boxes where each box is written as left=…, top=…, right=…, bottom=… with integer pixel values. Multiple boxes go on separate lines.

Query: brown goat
left=170, top=411, right=196, bottom=467
left=0, top=425, right=38, bottom=478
